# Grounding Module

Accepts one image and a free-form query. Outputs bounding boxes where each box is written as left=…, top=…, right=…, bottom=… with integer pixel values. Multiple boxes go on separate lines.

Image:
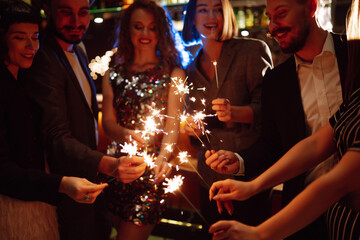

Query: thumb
left=85, top=182, right=108, bottom=192
left=209, top=220, right=230, bottom=234
left=212, top=192, right=235, bottom=201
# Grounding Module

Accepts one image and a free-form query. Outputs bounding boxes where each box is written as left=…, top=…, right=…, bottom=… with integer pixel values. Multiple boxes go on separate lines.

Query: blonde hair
left=219, top=0, right=238, bottom=41
left=347, top=0, right=360, bottom=40
left=182, top=0, right=238, bottom=43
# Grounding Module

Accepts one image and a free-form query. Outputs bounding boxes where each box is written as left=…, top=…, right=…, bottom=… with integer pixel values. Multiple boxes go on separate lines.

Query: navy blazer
left=23, top=31, right=111, bottom=240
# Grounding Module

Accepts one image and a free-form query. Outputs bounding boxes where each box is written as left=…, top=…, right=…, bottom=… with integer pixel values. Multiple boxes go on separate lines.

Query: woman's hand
left=209, top=179, right=256, bottom=202
left=59, top=177, right=108, bottom=204
left=209, top=220, right=260, bottom=240
left=154, top=156, right=172, bottom=182
left=182, top=116, right=202, bottom=137
left=124, top=129, right=145, bottom=147
left=212, top=98, right=232, bottom=122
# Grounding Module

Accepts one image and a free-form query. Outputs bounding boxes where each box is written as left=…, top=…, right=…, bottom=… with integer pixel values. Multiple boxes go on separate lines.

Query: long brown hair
left=115, top=0, right=181, bottom=70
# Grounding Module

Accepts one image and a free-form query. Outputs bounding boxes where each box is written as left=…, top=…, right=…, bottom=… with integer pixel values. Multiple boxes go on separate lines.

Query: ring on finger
left=84, top=193, right=90, bottom=201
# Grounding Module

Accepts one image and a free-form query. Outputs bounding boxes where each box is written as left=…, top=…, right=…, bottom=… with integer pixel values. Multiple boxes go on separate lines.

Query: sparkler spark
left=120, top=140, right=138, bottom=157
left=171, top=77, right=191, bottom=96
left=164, top=143, right=174, bottom=153
left=177, top=151, right=189, bottom=164
left=163, top=175, right=184, bottom=194
left=213, top=61, right=219, bottom=88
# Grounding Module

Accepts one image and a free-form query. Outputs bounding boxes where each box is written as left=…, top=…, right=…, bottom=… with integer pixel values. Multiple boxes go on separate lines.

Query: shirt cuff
left=234, top=152, right=245, bottom=176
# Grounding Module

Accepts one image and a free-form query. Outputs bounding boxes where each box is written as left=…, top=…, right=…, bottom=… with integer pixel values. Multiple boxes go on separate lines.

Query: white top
left=295, top=32, right=343, bottom=135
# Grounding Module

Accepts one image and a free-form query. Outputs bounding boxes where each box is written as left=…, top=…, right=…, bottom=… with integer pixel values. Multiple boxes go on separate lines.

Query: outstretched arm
left=155, top=67, right=185, bottom=181
left=210, top=123, right=336, bottom=202
left=209, top=149, right=360, bottom=240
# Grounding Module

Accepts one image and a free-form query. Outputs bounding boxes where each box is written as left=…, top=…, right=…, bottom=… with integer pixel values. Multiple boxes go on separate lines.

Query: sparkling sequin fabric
left=104, top=64, right=171, bottom=226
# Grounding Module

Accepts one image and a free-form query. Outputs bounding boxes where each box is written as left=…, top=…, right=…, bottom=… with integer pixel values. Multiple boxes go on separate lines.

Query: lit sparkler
left=213, top=61, right=219, bottom=88
left=164, top=175, right=209, bottom=226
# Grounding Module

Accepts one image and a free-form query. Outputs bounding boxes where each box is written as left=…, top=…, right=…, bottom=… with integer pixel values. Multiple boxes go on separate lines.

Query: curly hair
left=0, top=0, right=41, bottom=67
left=115, top=0, right=181, bottom=70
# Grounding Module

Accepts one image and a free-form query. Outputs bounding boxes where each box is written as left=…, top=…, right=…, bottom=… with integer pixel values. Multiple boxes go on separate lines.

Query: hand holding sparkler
left=209, top=179, right=256, bottom=215
left=205, top=150, right=240, bottom=174
left=154, top=155, right=172, bottom=183
left=99, top=155, right=146, bottom=184
left=124, top=129, right=145, bottom=147
left=182, top=116, right=202, bottom=137
left=212, top=98, right=232, bottom=122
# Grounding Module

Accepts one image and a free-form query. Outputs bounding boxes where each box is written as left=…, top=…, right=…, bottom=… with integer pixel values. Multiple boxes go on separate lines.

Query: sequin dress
left=104, top=64, right=171, bottom=226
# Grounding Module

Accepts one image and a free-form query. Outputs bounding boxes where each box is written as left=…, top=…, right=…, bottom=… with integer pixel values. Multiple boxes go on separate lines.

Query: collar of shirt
left=295, top=31, right=336, bottom=70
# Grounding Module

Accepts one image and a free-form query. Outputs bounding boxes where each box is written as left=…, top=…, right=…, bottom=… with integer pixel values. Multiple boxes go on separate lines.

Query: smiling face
left=5, top=22, right=39, bottom=73
left=194, top=0, right=224, bottom=41
left=130, top=8, right=158, bottom=52
left=47, top=0, right=90, bottom=45
left=266, top=0, right=311, bottom=53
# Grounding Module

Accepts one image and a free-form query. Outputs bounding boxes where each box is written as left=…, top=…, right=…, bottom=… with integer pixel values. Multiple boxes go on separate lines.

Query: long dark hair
left=0, top=0, right=41, bottom=67
left=115, top=0, right=181, bottom=70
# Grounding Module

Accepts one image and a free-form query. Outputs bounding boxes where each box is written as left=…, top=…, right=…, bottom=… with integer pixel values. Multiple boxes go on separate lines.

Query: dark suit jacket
left=24, top=32, right=111, bottom=240
left=242, top=33, right=347, bottom=239
left=0, top=66, right=62, bottom=205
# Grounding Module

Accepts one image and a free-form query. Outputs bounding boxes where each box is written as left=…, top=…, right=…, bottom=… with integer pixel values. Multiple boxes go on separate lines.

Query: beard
left=271, top=20, right=310, bottom=54
left=47, top=19, right=87, bottom=44
left=56, top=26, right=87, bottom=44
left=281, top=27, right=309, bottom=54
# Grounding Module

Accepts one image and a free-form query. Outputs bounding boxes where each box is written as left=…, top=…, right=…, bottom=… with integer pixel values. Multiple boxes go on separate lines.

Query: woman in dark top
left=0, top=1, right=107, bottom=239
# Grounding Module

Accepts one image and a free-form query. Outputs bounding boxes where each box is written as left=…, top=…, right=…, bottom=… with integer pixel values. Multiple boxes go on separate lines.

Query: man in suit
left=206, top=0, right=347, bottom=238
left=24, top=0, right=146, bottom=239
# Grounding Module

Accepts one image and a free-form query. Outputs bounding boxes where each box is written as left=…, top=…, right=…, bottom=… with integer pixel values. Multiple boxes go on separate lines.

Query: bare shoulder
left=170, top=67, right=186, bottom=79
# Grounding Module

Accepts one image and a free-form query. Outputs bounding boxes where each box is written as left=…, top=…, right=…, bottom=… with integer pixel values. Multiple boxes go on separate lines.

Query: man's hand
left=59, top=176, right=108, bottom=204
left=205, top=150, right=240, bottom=174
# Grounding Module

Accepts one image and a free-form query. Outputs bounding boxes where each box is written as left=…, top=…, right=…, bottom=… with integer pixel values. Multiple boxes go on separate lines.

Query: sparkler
left=176, top=151, right=209, bottom=188
left=164, top=175, right=209, bottom=226
left=213, top=61, right=219, bottom=89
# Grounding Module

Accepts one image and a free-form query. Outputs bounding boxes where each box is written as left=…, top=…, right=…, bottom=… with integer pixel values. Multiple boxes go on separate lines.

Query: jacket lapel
left=74, top=45, right=99, bottom=120
left=332, top=33, right=348, bottom=96
left=48, top=35, right=97, bottom=120
left=216, top=40, right=236, bottom=95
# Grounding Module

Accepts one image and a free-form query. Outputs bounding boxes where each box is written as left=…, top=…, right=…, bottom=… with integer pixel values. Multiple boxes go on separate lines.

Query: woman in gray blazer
left=182, top=0, right=273, bottom=233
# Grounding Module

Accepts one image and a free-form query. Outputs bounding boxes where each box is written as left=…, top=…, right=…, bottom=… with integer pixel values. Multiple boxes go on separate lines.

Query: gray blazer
left=186, top=38, right=273, bottom=185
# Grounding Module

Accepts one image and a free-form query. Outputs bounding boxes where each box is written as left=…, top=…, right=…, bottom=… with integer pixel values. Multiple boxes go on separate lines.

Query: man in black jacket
left=206, top=0, right=347, bottom=238
left=24, top=0, right=146, bottom=239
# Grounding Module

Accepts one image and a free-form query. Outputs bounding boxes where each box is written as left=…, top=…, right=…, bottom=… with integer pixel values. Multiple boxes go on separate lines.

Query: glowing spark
left=201, top=98, right=206, bottom=106
left=163, top=175, right=184, bottom=194
left=142, top=153, right=156, bottom=168
left=164, top=143, right=174, bottom=153
left=213, top=61, right=219, bottom=88
left=178, top=151, right=189, bottom=164
left=171, top=77, right=191, bottom=96
left=120, top=140, right=138, bottom=157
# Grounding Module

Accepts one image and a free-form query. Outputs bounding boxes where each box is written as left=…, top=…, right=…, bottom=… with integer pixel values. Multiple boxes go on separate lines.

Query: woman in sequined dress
left=101, top=0, right=185, bottom=239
